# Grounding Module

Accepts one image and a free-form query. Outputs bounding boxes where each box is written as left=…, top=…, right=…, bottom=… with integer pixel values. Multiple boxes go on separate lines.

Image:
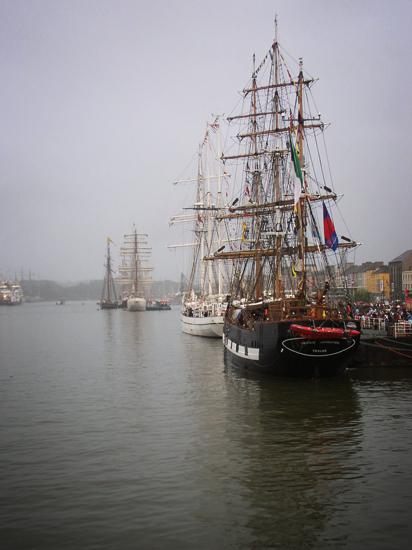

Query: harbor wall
left=351, top=335, right=412, bottom=367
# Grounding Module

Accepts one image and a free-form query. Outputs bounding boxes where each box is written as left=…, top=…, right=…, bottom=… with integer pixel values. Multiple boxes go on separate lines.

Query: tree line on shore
left=19, top=279, right=179, bottom=302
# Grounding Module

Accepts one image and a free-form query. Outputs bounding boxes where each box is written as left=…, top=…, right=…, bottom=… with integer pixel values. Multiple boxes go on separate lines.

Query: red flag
left=323, top=202, right=338, bottom=251
left=198, top=213, right=203, bottom=224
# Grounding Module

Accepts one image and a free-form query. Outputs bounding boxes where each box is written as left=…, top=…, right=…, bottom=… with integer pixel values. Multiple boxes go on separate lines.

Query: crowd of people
left=355, top=303, right=412, bottom=328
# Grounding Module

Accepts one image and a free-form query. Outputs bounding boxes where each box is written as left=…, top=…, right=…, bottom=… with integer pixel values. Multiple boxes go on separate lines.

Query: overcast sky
left=1, top=0, right=411, bottom=283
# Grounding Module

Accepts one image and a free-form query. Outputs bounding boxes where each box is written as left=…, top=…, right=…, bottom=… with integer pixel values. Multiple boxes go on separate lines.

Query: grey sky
left=1, top=0, right=411, bottom=283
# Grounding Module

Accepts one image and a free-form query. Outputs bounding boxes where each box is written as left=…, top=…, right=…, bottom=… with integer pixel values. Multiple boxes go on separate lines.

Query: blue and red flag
left=323, top=201, right=339, bottom=251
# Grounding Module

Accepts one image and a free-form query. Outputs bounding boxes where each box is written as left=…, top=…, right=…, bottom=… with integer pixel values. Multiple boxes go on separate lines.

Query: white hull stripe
left=223, top=336, right=260, bottom=360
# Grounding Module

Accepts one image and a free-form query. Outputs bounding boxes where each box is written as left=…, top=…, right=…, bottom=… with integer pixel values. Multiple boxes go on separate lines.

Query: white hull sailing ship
left=209, top=21, right=361, bottom=378
left=169, top=119, right=228, bottom=338
left=118, top=226, right=154, bottom=312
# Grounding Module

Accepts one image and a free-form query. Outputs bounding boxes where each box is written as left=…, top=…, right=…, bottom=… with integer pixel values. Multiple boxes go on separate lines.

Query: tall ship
left=118, top=226, right=154, bottom=311
left=100, top=237, right=118, bottom=310
left=209, top=21, right=361, bottom=378
left=169, top=119, right=228, bottom=337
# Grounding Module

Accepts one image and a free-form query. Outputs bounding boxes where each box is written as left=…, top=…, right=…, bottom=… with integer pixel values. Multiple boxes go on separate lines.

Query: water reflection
left=189, top=361, right=363, bottom=549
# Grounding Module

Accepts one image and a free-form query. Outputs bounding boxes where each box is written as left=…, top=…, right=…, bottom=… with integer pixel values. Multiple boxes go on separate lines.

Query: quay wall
left=351, top=334, right=412, bottom=367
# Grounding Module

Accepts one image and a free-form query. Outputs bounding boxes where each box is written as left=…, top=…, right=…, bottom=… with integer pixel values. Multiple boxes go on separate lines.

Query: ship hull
left=223, top=319, right=360, bottom=379
left=100, top=301, right=118, bottom=310
left=181, top=313, right=224, bottom=338
left=127, top=297, right=146, bottom=311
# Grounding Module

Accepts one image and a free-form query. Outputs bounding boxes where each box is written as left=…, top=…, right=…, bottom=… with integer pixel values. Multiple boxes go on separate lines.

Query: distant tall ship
left=118, top=226, right=154, bottom=311
left=100, top=237, right=118, bottom=310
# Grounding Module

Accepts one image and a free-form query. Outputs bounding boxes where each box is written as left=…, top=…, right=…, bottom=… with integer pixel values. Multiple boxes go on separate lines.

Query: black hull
left=100, top=302, right=118, bottom=310
left=223, top=318, right=360, bottom=379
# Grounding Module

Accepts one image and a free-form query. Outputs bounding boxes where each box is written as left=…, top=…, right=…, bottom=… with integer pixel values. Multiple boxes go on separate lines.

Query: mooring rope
left=372, top=340, right=412, bottom=359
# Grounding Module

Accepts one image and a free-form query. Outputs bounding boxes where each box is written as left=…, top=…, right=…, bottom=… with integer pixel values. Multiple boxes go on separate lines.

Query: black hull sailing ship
left=209, top=21, right=361, bottom=379
left=100, top=237, right=118, bottom=309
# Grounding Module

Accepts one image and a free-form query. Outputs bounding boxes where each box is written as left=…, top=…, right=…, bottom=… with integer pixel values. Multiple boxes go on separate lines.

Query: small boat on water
left=146, top=300, right=171, bottom=311
left=209, top=19, right=361, bottom=379
left=100, top=237, right=118, bottom=310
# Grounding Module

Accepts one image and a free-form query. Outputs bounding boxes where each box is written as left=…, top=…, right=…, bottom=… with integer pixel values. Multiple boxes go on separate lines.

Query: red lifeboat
left=290, top=324, right=360, bottom=340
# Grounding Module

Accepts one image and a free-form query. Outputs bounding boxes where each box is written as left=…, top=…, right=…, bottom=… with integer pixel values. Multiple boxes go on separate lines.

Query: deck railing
left=361, top=317, right=387, bottom=331
left=387, top=322, right=412, bottom=338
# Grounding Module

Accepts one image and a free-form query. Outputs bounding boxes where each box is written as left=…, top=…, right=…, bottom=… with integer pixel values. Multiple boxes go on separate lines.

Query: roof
left=374, top=266, right=390, bottom=274
left=390, top=250, right=412, bottom=263
left=357, top=262, right=384, bottom=274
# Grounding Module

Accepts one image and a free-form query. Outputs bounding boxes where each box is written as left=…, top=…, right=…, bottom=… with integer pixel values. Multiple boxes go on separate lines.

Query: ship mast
left=107, top=239, right=112, bottom=302
left=199, top=139, right=206, bottom=295
left=216, top=117, right=223, bottom=295
left=205, top=25, right=359, bottom=294
left=274, top=19, right=282, bottom=299
left=206, top=129, right=213, bottom=296
left=296, top=57, right=307, bottom=298
left=252, top=54, right=262, bottom=301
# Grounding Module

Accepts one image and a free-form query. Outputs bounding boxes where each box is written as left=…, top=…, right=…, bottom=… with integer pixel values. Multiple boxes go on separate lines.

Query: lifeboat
left=290, top=324, right=360, bottom=340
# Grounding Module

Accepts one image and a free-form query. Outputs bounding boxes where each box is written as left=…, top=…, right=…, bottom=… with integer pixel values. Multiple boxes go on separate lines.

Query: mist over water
left=1, top=303, right=412, bottom=549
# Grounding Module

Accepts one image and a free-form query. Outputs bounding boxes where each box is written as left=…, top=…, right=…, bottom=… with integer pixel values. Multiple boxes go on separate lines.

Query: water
left=1, top=302, right=412, bottom=549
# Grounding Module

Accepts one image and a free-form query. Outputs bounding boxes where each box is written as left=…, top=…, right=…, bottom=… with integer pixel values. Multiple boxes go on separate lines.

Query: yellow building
left=366, top=267, right=390, bottom=300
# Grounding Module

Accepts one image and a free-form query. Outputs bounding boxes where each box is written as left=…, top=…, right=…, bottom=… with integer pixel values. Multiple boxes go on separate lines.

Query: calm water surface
left=1, top=302, right=412, bottom=549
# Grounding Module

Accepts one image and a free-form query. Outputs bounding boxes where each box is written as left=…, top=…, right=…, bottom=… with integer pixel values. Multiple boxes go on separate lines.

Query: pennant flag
left=107, top=237, right=115, bottom=245
left=311, top=218, right=321, bottom=240
left=292, top=262, right=296, bottom=278
left=323, top=201, right=339, bottom=251
left=279, top=51, right=298, bottom=91
left=198, top=213, right=204, bottom=225
left=242, top=221, right=247, bottom=243
left=246, top=186, right=250, bottom=197
left=290, top=141, right=303, bottom=210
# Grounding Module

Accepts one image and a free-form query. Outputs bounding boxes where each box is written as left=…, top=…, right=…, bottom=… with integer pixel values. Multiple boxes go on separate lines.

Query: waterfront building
left=357, top=262, right=383, bottom=291
left=366, top=265, right=390, bottom=301
left=389, top=250, right=412, bottom=301
left=402, top=270, right=412, bottom=296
